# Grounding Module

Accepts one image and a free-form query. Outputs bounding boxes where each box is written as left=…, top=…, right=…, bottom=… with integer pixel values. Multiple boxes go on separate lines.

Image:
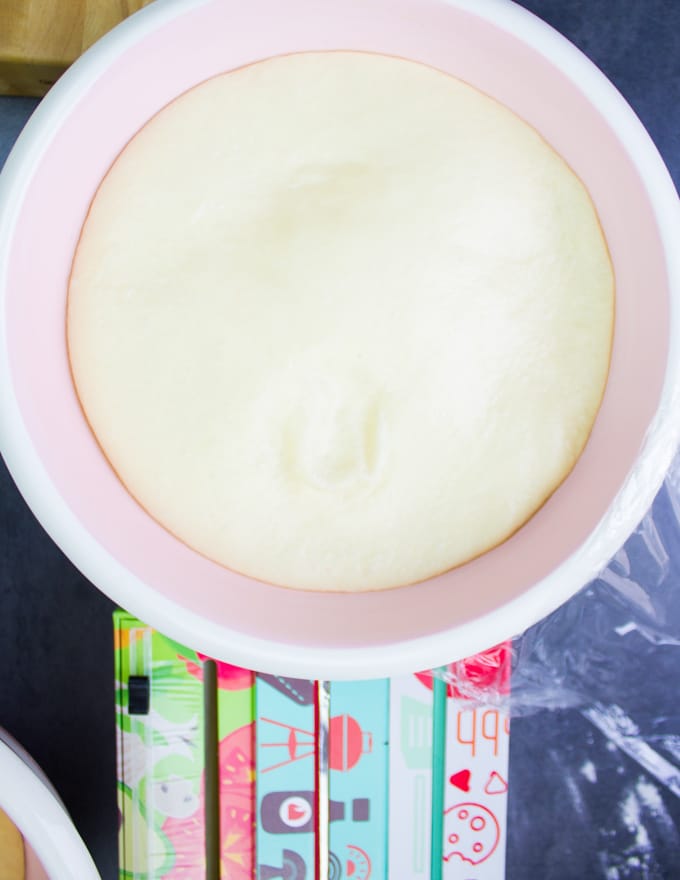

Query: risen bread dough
left=68, top=52, right=614, bottom=592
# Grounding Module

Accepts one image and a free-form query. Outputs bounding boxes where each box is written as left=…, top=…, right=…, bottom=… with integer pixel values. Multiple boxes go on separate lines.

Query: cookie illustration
left=443, top=802, right=500, bottom=866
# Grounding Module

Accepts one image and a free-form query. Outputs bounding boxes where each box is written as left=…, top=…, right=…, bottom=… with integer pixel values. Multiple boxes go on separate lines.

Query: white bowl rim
left=1, top=0, right=679, bottom=679
left=0, top=734, right=101, bottom=880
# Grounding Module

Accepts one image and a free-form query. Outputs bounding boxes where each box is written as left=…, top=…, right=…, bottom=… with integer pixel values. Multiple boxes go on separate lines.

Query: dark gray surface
left=0, top=2, right=679, bottom=878
left=504, top=3, right=680, bottom=877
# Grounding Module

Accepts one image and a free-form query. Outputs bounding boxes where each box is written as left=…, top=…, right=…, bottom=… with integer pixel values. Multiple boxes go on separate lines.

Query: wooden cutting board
left=0, top=0, right=156, bottom=96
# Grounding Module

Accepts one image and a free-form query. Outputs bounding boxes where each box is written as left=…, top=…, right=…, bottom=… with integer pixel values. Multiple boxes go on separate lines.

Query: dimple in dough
left=67, top=51, right=614, bottom=592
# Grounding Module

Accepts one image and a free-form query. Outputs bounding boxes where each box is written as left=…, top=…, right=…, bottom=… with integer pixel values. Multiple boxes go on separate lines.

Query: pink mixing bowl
left=1, top=0, right=679, bottom=678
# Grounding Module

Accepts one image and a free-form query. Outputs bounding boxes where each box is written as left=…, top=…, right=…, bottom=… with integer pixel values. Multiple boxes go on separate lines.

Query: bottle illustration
left=259, top=848, right=307, bottom=879
left=260, top=791, right=370, bottom=834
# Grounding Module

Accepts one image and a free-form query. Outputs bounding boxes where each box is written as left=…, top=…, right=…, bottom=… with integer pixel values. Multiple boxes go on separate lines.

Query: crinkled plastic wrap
left=435, top=451, right=680, bottom=717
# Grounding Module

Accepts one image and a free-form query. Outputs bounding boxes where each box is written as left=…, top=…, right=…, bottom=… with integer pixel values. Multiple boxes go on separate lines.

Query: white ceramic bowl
left=0, top=730, right=100, bottom=880
left=1, top=0, right=679, bottom=678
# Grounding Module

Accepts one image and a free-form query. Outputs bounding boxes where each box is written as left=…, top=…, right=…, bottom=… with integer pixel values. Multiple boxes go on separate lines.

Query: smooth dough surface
left=0, top=808, right=24, bottom=879
left=68, top=52, right=614, bottom=591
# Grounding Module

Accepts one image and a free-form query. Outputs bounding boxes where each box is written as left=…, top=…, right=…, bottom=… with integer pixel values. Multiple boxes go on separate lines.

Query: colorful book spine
left=255, top=675, right=317, bottom=878
left=438, top=643, right=512, bottom=879
left=388, top=674, right=434, bottom=878
left=115, top=613, right=207, bottom=879
left=214, top=660, right=256, bottom=880
left=114, top=612, right=256, bottom=880
left=329, top=680, right=389, bottom=880
left=116, top=614, right=511, bottom=880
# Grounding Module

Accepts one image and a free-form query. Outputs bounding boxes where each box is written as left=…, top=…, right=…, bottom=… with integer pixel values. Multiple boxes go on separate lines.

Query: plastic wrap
left=436, top=451, right=680, bottom=717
